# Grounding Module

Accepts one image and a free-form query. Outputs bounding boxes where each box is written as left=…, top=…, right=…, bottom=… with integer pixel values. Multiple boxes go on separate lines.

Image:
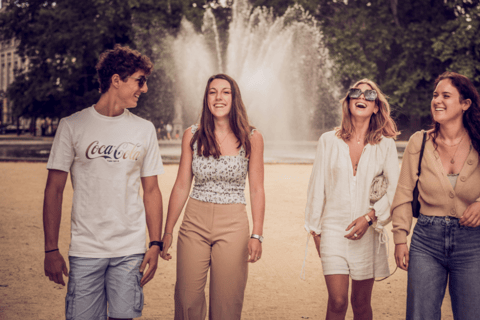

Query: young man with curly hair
left=43, top=45, right=164, bottom=320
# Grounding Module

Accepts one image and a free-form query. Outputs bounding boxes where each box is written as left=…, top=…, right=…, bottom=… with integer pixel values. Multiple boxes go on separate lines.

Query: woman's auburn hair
left=191, top=74, right=254, bottom=158
left=335, top=78, right=399, bottom=144
left=430, top=71, right=480, bottom=154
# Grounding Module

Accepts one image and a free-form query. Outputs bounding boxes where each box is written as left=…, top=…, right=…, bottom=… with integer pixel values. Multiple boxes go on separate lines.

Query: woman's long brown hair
left=336, top=78, right=399, bottom=144
left=430, top=71, right=480, bottom=154
left=191, top=74, right=254, bottom=158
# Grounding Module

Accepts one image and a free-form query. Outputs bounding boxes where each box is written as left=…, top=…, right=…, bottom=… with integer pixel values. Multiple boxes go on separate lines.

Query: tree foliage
left=432, top=1, right=480, bottom=84
left=2, top=0, right=479, bottom=135
left=127, top=0, right=204, bottom=127
left=1, top=0, right=137, bottom=118
left=250, top=0, right=480, bottom=134
left=318, top=0, right=480, bottom=133
left=0, top=0, right=205, bottom=125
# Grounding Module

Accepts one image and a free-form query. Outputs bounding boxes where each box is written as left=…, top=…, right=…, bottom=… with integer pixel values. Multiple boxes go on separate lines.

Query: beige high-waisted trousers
left=175, top=198, right=249, bottom=320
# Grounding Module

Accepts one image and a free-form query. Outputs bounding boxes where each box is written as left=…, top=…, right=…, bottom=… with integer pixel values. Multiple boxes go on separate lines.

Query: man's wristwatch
left=364, top=214, right=373, bottom=226
left=149, top=241, right=163, bottom=251
left=250, top=234, right=264, bottom=243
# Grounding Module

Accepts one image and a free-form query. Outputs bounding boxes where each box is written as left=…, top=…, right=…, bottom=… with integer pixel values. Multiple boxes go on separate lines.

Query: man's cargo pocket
left=65, top=281, right=76, bottom=319
left=134, top=273, right=144, bottom=312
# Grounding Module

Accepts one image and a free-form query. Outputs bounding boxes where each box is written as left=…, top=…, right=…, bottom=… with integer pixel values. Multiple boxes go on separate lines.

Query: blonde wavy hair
left=335, top=79, right=399, bottom=144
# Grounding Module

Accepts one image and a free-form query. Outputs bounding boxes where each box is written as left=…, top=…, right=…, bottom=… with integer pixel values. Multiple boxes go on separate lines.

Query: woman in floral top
left=160, top=74, right=265, bottom=320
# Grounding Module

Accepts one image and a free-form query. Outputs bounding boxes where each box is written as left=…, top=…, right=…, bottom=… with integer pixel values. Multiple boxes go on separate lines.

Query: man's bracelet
left=45, top=248, right=59, bottom=253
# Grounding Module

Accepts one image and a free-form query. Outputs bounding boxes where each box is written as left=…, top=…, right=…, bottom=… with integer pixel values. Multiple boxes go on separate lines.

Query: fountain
left=171, top=0, right=339, bottom=143
left=0, top=0, right=341, bottom=163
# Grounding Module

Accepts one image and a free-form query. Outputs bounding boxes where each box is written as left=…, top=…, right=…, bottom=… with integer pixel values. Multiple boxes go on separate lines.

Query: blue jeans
left=407, top=214, right=480, bottom=320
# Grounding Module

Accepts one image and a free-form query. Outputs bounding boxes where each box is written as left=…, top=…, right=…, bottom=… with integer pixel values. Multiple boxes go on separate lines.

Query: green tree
left=1, top=0, right=136, bottom=119
left=432, top=0, right=480, bottom=86
left=129, top=0, right=207, bottom=129
left=313, top=0, right=455, bottom=134
left=311, top=0, right=480, bottom=135
left=249, top=0, right=317, bottom=16
left=249, top=0, right=480, bottom=134
left=0, top=0, right=217, bottom=129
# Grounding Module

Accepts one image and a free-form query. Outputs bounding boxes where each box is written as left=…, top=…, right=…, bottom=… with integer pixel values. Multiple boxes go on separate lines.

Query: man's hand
left=44, top=251, right=68, bottom=286
left=43, top=169, right=68, bottom=286
left=139, top=246, right=160, bottom=287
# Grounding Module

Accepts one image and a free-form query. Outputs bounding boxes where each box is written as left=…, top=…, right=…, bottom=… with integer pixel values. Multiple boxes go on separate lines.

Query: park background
left=2, top=0, right=480, bottom=138
left=1, top=0, right=478, bottom=318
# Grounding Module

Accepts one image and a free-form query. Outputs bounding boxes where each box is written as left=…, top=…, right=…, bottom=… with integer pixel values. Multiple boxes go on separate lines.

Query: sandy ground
left=0, top=162, right=454, bottom=319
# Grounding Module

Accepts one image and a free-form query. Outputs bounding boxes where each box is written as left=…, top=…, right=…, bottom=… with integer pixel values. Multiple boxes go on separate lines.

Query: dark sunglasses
left=129, top=75, right=147, bottom=88
left=348, top=88, right=377, bottom=101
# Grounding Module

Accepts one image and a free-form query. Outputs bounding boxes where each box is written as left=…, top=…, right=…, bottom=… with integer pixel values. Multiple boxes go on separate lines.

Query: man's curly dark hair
left=96, top=44, right=153, bottom=94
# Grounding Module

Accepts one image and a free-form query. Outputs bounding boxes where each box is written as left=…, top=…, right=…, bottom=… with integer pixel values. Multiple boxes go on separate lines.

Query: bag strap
left=417, top=131, right=427, bottom=177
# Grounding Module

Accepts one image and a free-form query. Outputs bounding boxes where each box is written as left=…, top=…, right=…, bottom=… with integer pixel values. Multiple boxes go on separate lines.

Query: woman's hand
left=310, top=231, right=321, bottom=258
left=460, top=202, right=480, bottom=227
left=247, top=238, right=262, bottom=263
left=344, top=214, right=371, bottom=240
left=160, top=233, right=173, bottom=261
left=395, top=243, right=409, bottom=271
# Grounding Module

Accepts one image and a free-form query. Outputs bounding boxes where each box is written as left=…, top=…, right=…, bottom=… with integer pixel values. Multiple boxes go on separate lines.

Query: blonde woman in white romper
left=305, top=79, right=400, bottom=320
left=160, top=74, right=265, bottom=320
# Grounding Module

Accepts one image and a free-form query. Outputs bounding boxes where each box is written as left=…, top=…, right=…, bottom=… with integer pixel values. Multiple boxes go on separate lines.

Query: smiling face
left=348, top=83, right=379, bottom=120
left=207, top=78, right=232, bottom=120
left=118, top=70, right=148, bottom=109
left=432, top=79, right=470, bottom=124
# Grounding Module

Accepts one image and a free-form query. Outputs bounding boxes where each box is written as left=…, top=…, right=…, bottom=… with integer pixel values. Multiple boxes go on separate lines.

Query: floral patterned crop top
left=189, top=124, right=251, bottom=205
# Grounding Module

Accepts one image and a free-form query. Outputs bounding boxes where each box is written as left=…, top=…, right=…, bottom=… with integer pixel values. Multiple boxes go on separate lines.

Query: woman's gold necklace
left=440, top=131, right=466, bottom=164
left=216, top=131, right=231, bottom=148
left=354, top=134, right=364, bottom=145
left=351, top=134, right=363, bottom=175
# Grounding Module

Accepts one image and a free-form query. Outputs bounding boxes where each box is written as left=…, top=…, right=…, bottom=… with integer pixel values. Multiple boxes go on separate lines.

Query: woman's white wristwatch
left=250, top=234, right=264, bottom=243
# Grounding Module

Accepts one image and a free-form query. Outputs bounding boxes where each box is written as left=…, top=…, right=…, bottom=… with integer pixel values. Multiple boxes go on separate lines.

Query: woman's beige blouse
left=391, top=131, right=480, bottom=244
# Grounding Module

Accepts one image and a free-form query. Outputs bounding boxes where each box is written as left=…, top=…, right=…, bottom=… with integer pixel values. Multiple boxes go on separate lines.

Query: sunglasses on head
left=129, top=75, right=147, bottom=88
left=348, top=88, right=377, bottom=101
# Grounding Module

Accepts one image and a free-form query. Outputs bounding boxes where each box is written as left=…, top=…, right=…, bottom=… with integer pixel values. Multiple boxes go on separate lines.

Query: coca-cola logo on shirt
left=86, top=140, right=142, bottom=161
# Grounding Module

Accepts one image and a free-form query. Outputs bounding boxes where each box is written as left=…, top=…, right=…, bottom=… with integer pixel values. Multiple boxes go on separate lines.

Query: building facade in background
left=1, top=0, right=30, bottom=131
left=0, top=38, right=28, bottom=127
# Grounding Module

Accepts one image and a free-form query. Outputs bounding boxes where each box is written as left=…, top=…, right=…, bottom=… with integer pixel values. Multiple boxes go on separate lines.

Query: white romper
left=304, top=131, right=399, bottom=280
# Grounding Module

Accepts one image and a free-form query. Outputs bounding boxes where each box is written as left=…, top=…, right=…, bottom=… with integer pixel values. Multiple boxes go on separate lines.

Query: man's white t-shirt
left=47, top=106, right=164, bottom=258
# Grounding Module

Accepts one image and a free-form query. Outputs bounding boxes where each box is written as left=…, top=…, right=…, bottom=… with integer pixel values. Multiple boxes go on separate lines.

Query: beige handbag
left=369, top=173, right=388, bottom=207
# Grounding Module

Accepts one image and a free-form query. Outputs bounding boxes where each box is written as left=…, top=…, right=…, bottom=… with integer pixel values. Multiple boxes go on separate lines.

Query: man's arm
left=139, top=175, right=163, bottom=287
left=43, top=169, right=69, bottom=286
